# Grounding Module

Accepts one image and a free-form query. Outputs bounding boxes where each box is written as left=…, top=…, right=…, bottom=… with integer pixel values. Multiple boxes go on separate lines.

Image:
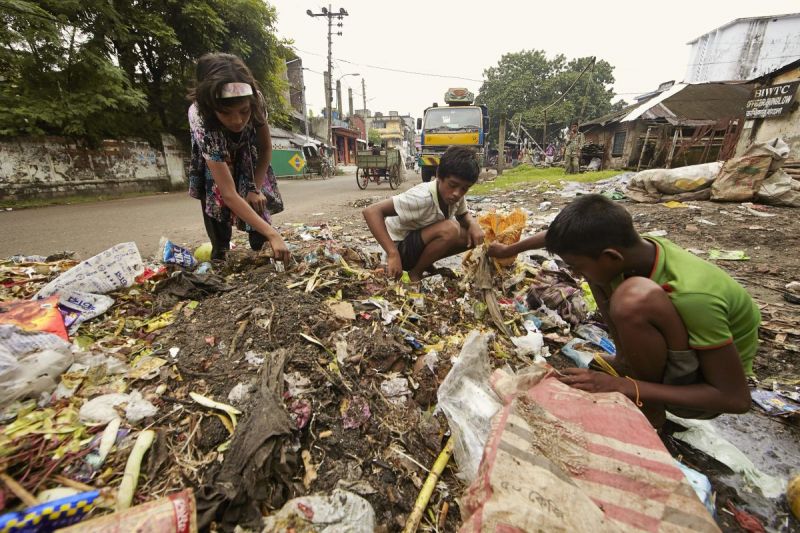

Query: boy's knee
left=433, top=220, right=461, bottom=241
left=609, top=277, right=666, bottom=322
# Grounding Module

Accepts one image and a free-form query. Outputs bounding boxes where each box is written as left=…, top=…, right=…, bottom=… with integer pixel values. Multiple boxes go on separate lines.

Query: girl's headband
left=220, top=83, right=253, bottom=98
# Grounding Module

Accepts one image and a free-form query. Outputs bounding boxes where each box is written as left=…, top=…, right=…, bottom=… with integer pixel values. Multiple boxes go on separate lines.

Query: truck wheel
left=421, top=167, right=435, bottom=182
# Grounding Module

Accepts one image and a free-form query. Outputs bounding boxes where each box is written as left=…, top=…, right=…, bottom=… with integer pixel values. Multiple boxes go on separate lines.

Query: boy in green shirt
left=489, top=194, right=759, bottom=427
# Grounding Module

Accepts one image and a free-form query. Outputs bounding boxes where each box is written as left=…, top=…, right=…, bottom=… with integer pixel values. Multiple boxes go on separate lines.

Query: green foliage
left=476, top=50, right=617, bottom=145
left=470, top=164, right=622, bottom=195
left=0, top=0, right=290, bottom=143
left=368, top=128, right=382, bottom=145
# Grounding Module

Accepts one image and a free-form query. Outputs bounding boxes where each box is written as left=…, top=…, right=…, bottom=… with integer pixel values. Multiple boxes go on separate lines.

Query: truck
left=416, top=88, right=489, bottom=182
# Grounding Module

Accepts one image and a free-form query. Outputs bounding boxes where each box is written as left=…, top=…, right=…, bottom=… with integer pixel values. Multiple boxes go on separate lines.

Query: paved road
left=0, top=167, right=418, bottom=259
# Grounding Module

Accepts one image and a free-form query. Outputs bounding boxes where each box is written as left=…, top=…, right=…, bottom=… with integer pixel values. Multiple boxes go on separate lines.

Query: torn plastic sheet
left=668, top=414, right=785, bottom=499
left=58, top=291, right=114, bottom=335
left=437, top=331, right=501, bottom=482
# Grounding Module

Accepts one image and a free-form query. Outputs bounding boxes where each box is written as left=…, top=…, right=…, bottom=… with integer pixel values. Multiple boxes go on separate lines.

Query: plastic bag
left=756, top=169, right=800, bottom=207
left=626, top=162, right=722, bottom=203
left=79, top=391, right=158, bottom=424
left=159, top=237, right=198, bottom=269
left=261, top=489, right=374, bottom=533
left=669, top=414, right=785, bottom=498
left=0, top=295, right=68, bottom=341
left=510, top=320, right=545, bottom=358
left=477, top=209, right=527, bottom=266
left=36, top=242, right=144, bottom=299
left=0, top=347, right=73, bottom=408
left=575, top=324, right=616, bottom=355
left=59, top=489, right=196, bottom=533
left=712, top=138, right=789, bottom=202
left=436, top=330, right=501, bottom=482
left=561, top=338, right=597, bottom=368
left=676, top=461, right=716, bottom=517
left=58, top=291, right=114, bottom=335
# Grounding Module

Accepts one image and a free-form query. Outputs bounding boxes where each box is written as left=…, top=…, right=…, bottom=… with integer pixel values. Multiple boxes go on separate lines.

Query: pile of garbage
left=0, top=210, right=797, bottom=531
left=625, top=138, right=800, bottom=207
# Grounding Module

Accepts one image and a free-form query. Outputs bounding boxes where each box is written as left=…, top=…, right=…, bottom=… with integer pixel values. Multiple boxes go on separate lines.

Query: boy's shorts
left=394, top=230, right=424, bottom=271
left=663, top=349, right=719, bottom=420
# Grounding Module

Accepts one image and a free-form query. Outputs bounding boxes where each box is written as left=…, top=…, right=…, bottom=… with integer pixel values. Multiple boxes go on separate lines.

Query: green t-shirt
left=615, top=237, right=760, bottom=376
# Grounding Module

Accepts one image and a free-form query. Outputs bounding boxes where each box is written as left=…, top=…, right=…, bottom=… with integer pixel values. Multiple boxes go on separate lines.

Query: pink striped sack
left=459, top=369, right=720, bottom=532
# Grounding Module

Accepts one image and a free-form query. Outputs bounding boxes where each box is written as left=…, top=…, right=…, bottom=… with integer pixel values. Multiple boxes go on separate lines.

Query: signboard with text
left=745, top=81, right=799, bottom=119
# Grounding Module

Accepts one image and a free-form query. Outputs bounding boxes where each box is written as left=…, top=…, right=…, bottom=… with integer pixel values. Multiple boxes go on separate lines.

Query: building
left=308, top=111, right=364, bottom=165
left=735, top=58, right=800, bottom=158
left=581, top=82, right=753, bottom=170
left=685, top=13, right=800, bottom=83
left=283, top=57, right=312, bottom=137
left=370, top=111, right=414, bottom=149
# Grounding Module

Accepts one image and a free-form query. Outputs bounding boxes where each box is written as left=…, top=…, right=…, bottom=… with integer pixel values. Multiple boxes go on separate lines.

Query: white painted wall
left=685, top=15, right=800, bottom=83
left=0, top=137, right=189, bottom=200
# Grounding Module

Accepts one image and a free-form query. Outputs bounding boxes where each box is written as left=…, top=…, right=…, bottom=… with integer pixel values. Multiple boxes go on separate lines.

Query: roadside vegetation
left=471, top=164, right=622, bottom=195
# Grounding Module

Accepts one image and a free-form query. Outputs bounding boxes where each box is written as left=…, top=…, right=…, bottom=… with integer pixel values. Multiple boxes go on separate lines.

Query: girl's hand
left=246, top=191, right=267, bottom=214
left=268, top=234, right=291, bottom=263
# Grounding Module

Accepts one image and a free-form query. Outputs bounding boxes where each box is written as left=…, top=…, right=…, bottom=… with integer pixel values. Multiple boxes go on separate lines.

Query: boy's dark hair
left=545, top=194, right=639, bottom=257
left=570, top=121, right=579, bottom=127
left=437, top=146, right=480, bottom=183
left=188, top=53, right=267, bottom=129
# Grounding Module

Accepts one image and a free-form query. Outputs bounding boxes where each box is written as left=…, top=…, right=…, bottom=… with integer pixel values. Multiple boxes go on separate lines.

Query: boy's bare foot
left=408, top=271, right=423, bottom=282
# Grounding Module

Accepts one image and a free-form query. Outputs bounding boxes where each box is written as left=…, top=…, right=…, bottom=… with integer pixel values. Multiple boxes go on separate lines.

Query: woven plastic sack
left=477, top=209, right=526, bottom=266
left=459, top=369, right=720, bottom=532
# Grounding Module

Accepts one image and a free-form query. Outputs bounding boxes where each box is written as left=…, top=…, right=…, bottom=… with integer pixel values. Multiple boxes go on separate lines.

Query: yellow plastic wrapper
left=477, top=209, right=527, bottom=267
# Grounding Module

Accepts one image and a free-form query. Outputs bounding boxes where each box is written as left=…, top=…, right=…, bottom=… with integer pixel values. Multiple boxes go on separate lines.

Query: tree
left=0, top=0, right=291, bottom=143
left=476, top=50, right=617, bottom=145
left=0, top=0, right=147, bottom=140
left=368, top=128, right=381, bottom=146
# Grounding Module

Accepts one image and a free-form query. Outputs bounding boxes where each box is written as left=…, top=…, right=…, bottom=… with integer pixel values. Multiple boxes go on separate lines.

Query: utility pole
left=361, top=78, right=368, bottom=143
left=347, top=87, right=353, bottom=118
left=336, top=78, right=342, bottom=116
left=497, top=115, right=506, bottom=176
left=307, top=5, right=349, bottom=163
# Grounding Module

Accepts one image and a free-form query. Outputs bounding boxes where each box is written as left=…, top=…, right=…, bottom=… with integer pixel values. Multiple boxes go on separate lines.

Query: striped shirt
left=385, top=180, right=468, bottom=241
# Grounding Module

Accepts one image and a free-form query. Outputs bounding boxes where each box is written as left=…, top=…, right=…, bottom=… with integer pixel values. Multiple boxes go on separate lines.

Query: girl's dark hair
left=188, top=53, right=267, bottom=129
left=545, top=194, right=639, bottom=258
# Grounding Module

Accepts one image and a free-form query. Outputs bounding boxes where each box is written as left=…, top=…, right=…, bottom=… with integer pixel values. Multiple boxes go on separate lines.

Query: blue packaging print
left=0, top=490, right=99, bottom=533
left=160, top=238, right=197, bottom=269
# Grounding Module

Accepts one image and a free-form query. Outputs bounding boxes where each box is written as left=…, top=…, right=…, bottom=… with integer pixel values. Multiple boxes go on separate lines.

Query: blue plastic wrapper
left=751, top=389, right=800, bottom=416
left=159, top=237, right=197, bottom=269
left=404, top=335, right=424, bottom=350
left=561, top=338, right=595, bottom=368
left=0, top=490, right=99, bottom=532
left=676, top=461, right=715, bottom=517
left=575, top=324, right=616, bottom=355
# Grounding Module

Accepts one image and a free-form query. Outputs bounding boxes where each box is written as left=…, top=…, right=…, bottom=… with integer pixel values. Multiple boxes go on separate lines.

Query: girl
left=187, top=53, right=290, bottom=262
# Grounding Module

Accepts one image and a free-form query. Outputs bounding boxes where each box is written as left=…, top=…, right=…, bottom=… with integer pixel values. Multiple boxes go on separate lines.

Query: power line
left=292, top=46, right=482, bottom=82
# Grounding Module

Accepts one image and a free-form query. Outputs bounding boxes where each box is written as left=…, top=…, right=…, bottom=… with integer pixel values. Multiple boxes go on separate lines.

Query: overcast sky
left=269, top=0, right=799, bottom=119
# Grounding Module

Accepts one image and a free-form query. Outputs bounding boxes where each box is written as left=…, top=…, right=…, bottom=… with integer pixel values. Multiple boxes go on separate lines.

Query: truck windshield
left=424, top=107, right=481, bottom=133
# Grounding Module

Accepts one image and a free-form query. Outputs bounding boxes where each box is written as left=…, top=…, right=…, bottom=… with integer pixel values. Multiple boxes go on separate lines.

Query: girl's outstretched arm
left=253, top=123, right=272, bottom=189
left=206, top=160, right=290, bottom=262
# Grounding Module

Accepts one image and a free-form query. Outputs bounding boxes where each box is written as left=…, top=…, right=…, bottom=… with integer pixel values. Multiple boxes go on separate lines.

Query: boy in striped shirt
left=363, top=146, right=484, bottom=282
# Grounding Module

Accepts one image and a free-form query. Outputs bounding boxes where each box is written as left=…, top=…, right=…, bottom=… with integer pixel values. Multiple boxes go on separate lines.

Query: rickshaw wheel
left=356, top=168, right=369, bottom=189
left=389, top=163, right=401, bottom=189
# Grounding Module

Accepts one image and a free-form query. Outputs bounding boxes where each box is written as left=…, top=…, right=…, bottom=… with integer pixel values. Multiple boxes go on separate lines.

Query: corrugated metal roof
left=622, top=84, right=687, bottom=122
left=583, top=82, right=754, bottom=128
